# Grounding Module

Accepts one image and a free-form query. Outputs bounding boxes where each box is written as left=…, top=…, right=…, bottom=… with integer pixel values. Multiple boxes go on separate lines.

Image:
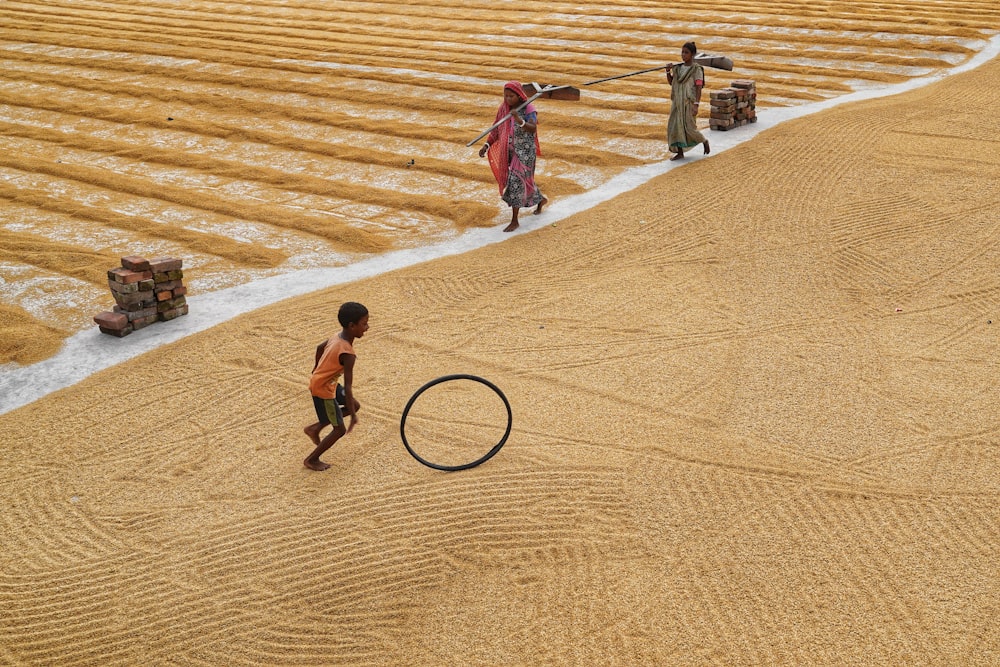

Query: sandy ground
left=2, top=49, right=999, bottom=667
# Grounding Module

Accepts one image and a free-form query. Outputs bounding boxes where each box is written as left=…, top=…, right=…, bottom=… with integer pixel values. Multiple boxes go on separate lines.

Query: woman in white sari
left=666, top=42, right=711, bottom=161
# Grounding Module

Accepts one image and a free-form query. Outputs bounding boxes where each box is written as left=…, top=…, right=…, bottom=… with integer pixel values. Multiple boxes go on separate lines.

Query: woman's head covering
left=503, top=80, right=530, bottom=102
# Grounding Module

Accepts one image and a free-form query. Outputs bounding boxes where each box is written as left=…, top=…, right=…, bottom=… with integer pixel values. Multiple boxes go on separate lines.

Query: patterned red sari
left=485, top=82, right=545, bottom=209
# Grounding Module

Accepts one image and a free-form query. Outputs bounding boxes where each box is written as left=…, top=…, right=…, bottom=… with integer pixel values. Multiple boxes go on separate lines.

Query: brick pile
left=709, top=79, right=757, bottom=131
left=93, top=256, right=188, bottom=337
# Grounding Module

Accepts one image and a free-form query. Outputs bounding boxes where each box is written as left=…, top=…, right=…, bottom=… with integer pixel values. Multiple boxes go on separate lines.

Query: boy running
left=303, top=302, right=369, bottom=471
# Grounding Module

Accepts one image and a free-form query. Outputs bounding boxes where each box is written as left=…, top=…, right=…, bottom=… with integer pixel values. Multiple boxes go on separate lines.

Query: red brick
left=148, top=257, right=183, bottom=273
left=156, top=295, right=186, bottom=313
left=159, top=303, right=189, bottom=321
left=113, top=299, right=153, bottom=312
left=99, top=325, right=133, bottom=337
left=108, top=267, right=152, bottom=284
left=173, top=285, right=187, bottom=297
left=94, top=311, right=128, bottom=329
left=113, top=290, right=155, bottom=306
left=120, top=256, right=150, bottom=271
left=156, top=290, right=173, bottom=302
left=115, top=305, right=158, bottom=321
left=108, top=279, right=139, bottom=294
left=130, top=314, right=159, bottom=330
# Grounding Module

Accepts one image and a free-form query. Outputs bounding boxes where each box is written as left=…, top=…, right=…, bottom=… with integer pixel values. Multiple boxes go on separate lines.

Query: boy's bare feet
left=503, top=221, right=519, bottom=232
left=703, top=139, right=710, bottom=155
left=304, top=458, right=330, bottom=471
left=303, top=425, right=321, bottom=447
left=670, top=151, right=684, bottom=161
left=534, top=196, right=548, bottom=215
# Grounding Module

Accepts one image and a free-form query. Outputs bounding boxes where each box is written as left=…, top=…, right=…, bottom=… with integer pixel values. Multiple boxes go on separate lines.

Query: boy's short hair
left=338, top=302, right=368, bottom=327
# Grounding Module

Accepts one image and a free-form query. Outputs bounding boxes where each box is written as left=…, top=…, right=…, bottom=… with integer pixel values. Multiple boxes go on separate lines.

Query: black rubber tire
left=400, top=374, right=512, bottom=471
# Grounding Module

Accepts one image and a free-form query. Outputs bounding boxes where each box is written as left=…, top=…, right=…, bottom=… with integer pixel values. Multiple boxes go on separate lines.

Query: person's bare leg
left=304, top=424, right=345, bottom=471
left=303, top=422, right=323, bottom=447
left=503, top=207, right=520, bottom=232
left=534, top=195, right=548, bottom=215
left=703, top=139, right=710, bottom=155
left=670, top=149, right=685, bottom=161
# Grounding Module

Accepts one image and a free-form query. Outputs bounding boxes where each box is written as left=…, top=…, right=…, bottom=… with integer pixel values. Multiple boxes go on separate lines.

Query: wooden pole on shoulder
left=466, top=55, right=733, bottom=146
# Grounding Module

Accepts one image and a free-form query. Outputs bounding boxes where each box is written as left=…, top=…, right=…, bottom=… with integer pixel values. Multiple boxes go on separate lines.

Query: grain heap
left=709, top=79, right=757, bottom=131
left=93, top=256, right=188, bottom=337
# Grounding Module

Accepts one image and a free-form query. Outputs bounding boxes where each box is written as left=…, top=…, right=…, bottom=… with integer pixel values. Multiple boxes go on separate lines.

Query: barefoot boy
left=303, top=302, right=369, bottom=471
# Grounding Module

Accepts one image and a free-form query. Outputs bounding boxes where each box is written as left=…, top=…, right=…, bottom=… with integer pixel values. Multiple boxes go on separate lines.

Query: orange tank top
left=308, top=335, right=355, bottom=399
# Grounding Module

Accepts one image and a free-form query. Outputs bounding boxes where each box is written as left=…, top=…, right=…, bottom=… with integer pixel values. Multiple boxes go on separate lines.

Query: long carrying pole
left=466, top=55, right=733, bottom=147
left=581, top=54, right=731, bottom=87
left=580, top=64, right=670, bottom=87
left=465, top=69, right=652, bottom=147
left=465, top=87, right=571, bottom=147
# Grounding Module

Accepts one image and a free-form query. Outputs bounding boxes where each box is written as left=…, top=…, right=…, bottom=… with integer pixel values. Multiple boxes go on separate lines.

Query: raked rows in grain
left=1, top=0, right=998, bottom=362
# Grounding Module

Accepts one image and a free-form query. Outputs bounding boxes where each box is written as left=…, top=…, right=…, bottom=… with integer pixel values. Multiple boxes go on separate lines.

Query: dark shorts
left=312, top=385, right=345, bottom=426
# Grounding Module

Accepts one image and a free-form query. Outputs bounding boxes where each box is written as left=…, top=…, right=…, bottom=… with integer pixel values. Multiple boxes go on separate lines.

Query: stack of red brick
left=93, top=256, right=188, bottom=337
left=709, top=79, right=757, bottom=131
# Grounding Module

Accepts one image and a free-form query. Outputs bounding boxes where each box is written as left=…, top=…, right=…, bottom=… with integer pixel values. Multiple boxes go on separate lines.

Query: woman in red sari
left=478, top=81, right=547, bottom=232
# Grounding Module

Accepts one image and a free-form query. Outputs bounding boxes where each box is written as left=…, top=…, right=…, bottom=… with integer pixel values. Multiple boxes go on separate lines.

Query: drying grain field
left=2, top=0, right=999, bottom=364
left=2, top=3, right=1000, bottom=666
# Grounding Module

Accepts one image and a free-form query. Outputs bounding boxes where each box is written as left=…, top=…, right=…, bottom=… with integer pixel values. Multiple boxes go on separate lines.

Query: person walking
left=667, top=42, right=711, bottom=161
left=479, top=81, right=548, bottom=232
